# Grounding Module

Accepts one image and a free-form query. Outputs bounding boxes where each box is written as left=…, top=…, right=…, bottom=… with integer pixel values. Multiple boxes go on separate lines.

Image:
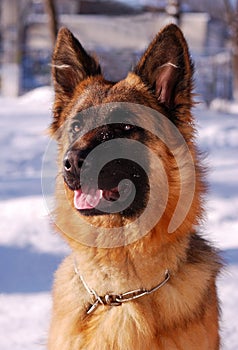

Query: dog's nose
left=63, top=149, right=87, bottom=173
left=64, top=156, right=73, bottom=172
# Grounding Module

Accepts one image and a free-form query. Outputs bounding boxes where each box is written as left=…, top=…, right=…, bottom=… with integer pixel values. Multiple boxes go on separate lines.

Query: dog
left=48, top=24, right=222, bottom=349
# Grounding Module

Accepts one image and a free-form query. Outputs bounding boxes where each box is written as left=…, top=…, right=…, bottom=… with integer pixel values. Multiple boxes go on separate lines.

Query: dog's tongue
left=74, top=188, right=102, bottom=210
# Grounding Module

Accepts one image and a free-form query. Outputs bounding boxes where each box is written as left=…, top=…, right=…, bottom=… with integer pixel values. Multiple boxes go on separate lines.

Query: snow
left=210, top=98, right=238, bottom=115
left=196, top=107, right=238, bottom=349
left=0, top=87, right=237, bottom=349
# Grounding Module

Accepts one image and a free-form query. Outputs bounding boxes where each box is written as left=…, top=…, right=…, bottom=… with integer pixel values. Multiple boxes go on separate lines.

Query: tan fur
left=48, top=24, right=222, bottom=349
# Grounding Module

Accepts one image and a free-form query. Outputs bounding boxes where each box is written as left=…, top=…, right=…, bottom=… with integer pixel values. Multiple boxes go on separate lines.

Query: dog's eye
left=123, top=124, right=134, bottom=132
left=71, top=122, right=81, bottom=134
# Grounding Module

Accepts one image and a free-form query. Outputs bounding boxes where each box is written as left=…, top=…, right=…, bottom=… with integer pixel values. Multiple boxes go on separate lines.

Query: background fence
left=194, top=51, right=233, bottom=104
left=0, top=46, right=233, bottom=105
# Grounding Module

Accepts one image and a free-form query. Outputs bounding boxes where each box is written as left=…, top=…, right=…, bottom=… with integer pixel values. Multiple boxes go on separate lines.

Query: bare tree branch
left=223, top=0, right=233, bottom=18
left=44, top=0, right=58, bottom=46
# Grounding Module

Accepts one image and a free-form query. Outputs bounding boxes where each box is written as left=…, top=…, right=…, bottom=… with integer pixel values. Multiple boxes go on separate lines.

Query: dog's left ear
left=134, top=24, right=193, bottom=110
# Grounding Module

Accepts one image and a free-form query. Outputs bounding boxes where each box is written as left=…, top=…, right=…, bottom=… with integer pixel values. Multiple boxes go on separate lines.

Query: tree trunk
left=166, top=0, right=181, bottom=26
left=44, top=0, right=58, bottom=46
left=223, top=0, right=238, bottom=101
left=1, top=0, right=21, bottom=96
left=232, top=49, right=238, bottom=101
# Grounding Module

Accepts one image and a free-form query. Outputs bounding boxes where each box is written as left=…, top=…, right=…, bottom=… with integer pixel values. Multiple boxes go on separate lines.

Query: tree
left=223, top=0, right=238, bottom=101
left=44, top=0, right=59, bottom=46
left=166, top=0, right=181, bottom=26
left=1, top=0, right=21, bottom=96
left=181, top=0, right=238, bottom=101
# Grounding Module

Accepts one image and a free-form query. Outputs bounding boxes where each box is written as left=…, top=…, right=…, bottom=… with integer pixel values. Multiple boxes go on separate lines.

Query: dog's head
left=49, top=24, right=203, bottom=247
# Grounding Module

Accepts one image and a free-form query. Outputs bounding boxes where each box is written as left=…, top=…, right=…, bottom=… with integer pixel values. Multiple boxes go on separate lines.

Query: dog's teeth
left=103, top=188, right=120, bottom=202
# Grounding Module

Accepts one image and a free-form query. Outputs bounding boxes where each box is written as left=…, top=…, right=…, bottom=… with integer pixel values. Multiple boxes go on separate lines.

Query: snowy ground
left=0, top=87, right=237, bottom=349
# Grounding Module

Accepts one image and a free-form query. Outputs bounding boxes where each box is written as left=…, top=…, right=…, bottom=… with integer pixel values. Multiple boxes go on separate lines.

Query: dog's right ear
left=52, top=27, right=101, bottom=96
left=51, top=27, right=101, bottom=133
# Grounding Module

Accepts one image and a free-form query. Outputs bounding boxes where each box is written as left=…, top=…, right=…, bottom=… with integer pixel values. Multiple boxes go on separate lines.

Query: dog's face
left=50, top=25, right=201, bottom=246
left=62, top=104, right=150, bottom=219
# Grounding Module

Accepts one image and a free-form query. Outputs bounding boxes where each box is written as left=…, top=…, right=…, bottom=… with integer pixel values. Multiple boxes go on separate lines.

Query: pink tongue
left=74, top=188, right=103, bottom=210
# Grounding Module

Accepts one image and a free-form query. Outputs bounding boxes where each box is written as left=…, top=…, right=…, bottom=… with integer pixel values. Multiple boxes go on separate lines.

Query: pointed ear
left=134, top=24, right=193, bottom=110
left=52, top=27, right=101, bottom=96
left=50, top=27, right=101, bottom=134
left=50, top=28, right=101, bottom=134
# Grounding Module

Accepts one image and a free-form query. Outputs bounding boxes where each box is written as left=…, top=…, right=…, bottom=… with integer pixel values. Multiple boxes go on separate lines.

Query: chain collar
left=74, top=259, right=170, bottom=315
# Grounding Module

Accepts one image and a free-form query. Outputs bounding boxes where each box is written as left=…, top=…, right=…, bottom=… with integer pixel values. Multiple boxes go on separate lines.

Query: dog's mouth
left=74, top=187, right=118, bottom=210
left=73, top=181, right=134, bottom=212
left=64, top=155, right=149, bottom=217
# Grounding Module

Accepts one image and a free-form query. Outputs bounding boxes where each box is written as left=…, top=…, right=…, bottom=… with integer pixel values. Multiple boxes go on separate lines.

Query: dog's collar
left=74, top=259, right=170, bottom=315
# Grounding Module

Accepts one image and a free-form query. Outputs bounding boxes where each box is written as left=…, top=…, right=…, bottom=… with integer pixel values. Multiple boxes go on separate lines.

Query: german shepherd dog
left=48, top=24, right=222, bottom=349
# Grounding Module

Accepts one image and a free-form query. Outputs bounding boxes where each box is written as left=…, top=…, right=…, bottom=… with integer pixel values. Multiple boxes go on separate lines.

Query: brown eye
left=71, top=122, right=80, bottom=134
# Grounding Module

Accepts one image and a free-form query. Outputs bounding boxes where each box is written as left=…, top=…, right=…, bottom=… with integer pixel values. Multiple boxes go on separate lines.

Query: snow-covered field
left=0, top=87, right=237, bottom=349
